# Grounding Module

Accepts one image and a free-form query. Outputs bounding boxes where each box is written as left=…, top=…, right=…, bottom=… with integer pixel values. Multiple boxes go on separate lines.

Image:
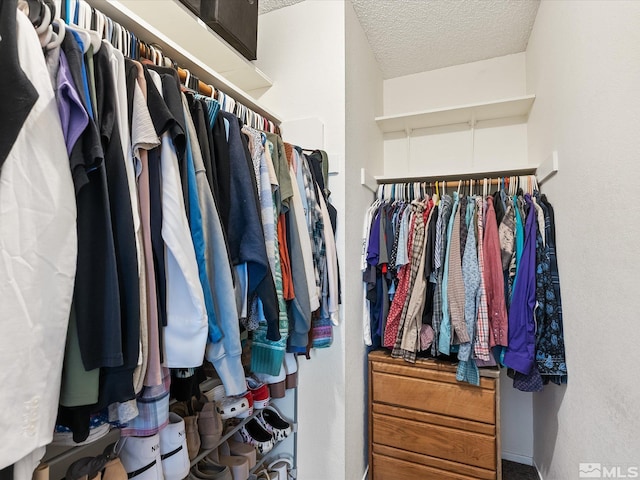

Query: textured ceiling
left=259, top=0, right=539, bottom=80
left=351, top=0, right=540, bottom=79
left=259, top=0, right=305, bottom=15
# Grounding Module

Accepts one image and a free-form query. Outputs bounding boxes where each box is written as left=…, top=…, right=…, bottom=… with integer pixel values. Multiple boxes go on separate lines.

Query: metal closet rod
left=374, top=173, right=540, bottom=200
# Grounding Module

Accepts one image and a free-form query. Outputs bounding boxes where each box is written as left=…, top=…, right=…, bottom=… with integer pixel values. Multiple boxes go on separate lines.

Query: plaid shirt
left=392, top=201, right=427, bottom=361
left=120, top=368, right=170, bottom=437
left=383, top=211, right=416, bottom=347
left=396, top=200, right=433, bottom=363
left=447, top=202, right=471, bottom=346
left=474, top=196, right=491, bottom=360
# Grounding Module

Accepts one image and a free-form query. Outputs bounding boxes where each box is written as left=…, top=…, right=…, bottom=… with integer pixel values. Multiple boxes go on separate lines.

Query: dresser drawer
left=373, top=453, right=486, bottom=480
left=372, top=412, right=497, bottom=470
left=372, top=370, right=496, bottom=424
left=368, top=351, right=501, bottom=480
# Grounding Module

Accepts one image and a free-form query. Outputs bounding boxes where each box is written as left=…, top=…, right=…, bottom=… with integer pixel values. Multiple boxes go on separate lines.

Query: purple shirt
left=504, top=194, right=537, bottom=374
left=56, top=49, right=88, bottom=155
left=367, top=208, right=382, bottom=266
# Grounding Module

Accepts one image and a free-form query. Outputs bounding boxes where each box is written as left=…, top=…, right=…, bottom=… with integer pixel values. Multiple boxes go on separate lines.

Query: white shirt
left=147, top=72, right=208, bottom=368
left=0, top=10, right=77, bottom=470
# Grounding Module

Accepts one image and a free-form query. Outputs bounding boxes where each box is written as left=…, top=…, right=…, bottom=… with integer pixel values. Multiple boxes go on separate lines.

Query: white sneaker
left=159, top=413, right=190, bottom=480
left=116, top=433, right=164, bottom=480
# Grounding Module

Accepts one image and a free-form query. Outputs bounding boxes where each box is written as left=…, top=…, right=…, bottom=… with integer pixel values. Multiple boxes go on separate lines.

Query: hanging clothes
left=3, top=1, right=338, bottom=469
left=0, top=6, right=77, bottom=469
left=362, top=177, right=567, bottom=390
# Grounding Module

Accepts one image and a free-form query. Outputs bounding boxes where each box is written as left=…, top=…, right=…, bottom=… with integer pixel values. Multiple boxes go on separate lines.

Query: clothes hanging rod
left=390, top=178, right=514, bottom=188
left=374, top=167, right=537, bottom=185
left=81, top=0, right=282, bottom=125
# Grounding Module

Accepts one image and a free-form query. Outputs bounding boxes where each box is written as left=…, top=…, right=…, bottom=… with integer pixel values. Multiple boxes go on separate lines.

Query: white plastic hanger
left=35, top=1, right=51, bottom=35
left=66, top=11, right=98, bottom=53
left=376, top=184, right=384, bottom=202
left=46, top=17, right=66, bottom=50
left=37, top=3, right=54, bottom=48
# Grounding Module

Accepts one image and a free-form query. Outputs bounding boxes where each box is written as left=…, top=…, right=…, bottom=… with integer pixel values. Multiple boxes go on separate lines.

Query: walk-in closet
left=1, top=1, right=639, bottom=480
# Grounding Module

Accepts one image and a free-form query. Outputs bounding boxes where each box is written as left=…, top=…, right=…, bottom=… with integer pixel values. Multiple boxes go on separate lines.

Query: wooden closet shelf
left=375, top=95, right=535, bottom=134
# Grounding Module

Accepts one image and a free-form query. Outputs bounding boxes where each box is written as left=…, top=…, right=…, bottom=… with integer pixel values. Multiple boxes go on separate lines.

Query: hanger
left=45, top=16, right=66, bottom=50
left=34, top=0, right=51, bottom=34
left=37, top=5, right=54, bottom=47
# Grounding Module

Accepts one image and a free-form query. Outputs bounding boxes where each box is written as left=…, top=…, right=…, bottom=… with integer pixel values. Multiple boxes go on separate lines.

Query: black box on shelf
left=179, top=0, right=258, bottom=61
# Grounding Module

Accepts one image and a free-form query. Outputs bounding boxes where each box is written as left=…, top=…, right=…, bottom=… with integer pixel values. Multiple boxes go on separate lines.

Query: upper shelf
left=87, top=0, right=281, bottom=123
left=375, top=95, right=536, bottom=134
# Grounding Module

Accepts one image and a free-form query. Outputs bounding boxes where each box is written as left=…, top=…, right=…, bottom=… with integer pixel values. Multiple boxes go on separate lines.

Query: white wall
left=526, top=2, right=640, bottom=479
left=382, top=54, right=530, bottom=179
left=345, top=1, right=384, bottom=479
left=255, top=3, right=347, bottom=479
left=381, top=53, right=535, bottom=464
left=383, top=53, right=527, bottom=116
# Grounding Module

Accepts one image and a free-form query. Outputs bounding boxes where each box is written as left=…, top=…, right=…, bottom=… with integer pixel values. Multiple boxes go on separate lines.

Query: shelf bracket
left=536, top=151, right=559, bottom=185
left=360, top=168, right=378, bottom=193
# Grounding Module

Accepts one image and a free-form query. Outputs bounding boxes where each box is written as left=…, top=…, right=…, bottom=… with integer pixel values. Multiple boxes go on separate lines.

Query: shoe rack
left=196, top=375, right=298, bottom=478
left=41, top=382, right=298, bottom=480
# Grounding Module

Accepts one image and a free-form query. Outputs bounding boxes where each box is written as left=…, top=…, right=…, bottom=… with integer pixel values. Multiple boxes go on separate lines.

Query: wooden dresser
left=368, top=350, right=501, bottom=480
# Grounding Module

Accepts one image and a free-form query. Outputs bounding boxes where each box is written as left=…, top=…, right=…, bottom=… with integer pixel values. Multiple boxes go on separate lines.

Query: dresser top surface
left=368, top=349, right=500, bottom=379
